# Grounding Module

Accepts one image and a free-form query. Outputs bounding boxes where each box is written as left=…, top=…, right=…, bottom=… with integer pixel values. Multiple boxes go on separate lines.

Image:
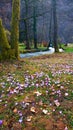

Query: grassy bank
left=62, top=44, right=73, bottom=53
left=0, top=53, right=73, bottom=130
left=19, top=43, right=73, bottom=53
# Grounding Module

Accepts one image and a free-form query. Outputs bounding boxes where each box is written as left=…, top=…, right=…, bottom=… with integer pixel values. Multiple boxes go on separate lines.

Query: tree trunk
left=52, top=0, right=59, bottom=52
left=47, top=7, right=53, bottom=48
left=10, top=0, right=20, bottom=58
left=33, top=1, right=37, bottom=49
left=24, top=20, right=30, bottom=49
left=25, top=0, right=30, bottom=49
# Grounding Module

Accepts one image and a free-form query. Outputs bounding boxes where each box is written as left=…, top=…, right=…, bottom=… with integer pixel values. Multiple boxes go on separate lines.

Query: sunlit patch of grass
left=65, top=46, right=73, bottom=53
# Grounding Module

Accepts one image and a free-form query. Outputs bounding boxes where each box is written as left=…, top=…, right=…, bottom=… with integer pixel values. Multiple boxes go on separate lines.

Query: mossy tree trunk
left=0, top=18, right=10, bottom=60
left=10, top=0, right=20, bottom=59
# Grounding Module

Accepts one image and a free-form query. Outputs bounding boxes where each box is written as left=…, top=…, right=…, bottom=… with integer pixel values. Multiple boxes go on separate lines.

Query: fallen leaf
left=26, top=116, right=32, bottom=122
left=42, top=109, right=48, bottom=114
left=13, top=108, right=18, bottom=113
left=30, top=107, right=36, bottom=113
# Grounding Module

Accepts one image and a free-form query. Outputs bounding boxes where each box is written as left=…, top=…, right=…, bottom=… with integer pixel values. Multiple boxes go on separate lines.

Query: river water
left=20, top=48, right=64, bottom=58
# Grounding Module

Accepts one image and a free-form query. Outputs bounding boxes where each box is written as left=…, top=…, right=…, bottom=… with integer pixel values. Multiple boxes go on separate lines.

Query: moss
left=5, top=29, right=11, bottom=44
left=0, top=19, right=10, bottom=50
left=0, top=19, right=11, bottom=60
left=10, top=0, right=20, bottom=59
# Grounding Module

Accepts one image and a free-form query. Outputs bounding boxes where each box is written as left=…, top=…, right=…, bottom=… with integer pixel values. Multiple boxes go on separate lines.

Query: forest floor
left=0, top=53, right=73, bottom=130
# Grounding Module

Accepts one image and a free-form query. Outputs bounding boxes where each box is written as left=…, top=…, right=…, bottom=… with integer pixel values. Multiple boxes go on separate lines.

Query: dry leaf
left=34, top=91, right=42, bottom=96
left=42, top=109, right=48, bottom=114
left=13, top=108, right=18, bottom=113
left=26, top=116, right=32, bottom=122
left=30, top=107, right=36, bottom=113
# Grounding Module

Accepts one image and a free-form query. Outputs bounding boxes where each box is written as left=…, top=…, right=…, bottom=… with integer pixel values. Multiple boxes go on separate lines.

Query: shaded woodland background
left=0, top=0, right=73, bottom=44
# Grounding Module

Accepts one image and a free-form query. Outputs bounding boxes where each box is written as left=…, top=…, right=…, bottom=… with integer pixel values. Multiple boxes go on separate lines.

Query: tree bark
left=25, top=0, right=30, bottom=49
left=33, top=1, right=37, bottom=49
left=52, top=0, right=59, bottom=52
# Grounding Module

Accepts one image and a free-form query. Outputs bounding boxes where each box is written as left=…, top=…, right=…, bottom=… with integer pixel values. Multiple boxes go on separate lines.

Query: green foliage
left=10, top=0, right=20, bottom=59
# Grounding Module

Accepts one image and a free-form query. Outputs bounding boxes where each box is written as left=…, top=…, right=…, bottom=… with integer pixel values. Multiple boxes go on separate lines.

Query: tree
left=24, top=0, right=30, bottom=49
left=52, top=0, right=59, bottom=52
left=20, top=0, right=50, bottom=49
left=23, top=0, right=38, bottom=49
left=47, top=7, right=53, bottom=48
left=10, top=0, right=20, bottom=58
left=5, top=29, right=11, bottom=44
left=33, top=0, right=37, bottom=49
left=0, top=18, right=10, bottom=59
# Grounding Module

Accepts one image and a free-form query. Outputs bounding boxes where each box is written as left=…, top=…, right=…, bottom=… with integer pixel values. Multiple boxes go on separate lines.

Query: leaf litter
left=0, top=53, right=73, bottom=130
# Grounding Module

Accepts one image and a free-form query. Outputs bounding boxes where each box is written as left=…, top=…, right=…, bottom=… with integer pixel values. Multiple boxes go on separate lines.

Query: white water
left=20, top=47, right=64, bottom=58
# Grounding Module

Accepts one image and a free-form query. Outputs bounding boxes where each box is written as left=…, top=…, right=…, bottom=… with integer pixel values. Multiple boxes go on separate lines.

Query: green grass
left=65, top=47, right=73, bottom=52
left=0, top=53, right=73, bottom=130
left=62, top=44, right=73, bottom=53
left=19, top=43, right=48, bottom=53
left=19, top=43, right=73, bottom=53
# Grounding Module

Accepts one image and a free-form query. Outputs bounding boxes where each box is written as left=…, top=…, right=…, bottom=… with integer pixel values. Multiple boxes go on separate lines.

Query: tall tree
left=0, top=19, right=10, bottom=59
left=33, top=0, right=37, bottom=49
left=24, top=0, right=30, bottom=49
left=10, top=0, right=20, bottom=58
left=47, top=7, right=53, bottom=48
left=52, top=0, right=59, bottom=52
